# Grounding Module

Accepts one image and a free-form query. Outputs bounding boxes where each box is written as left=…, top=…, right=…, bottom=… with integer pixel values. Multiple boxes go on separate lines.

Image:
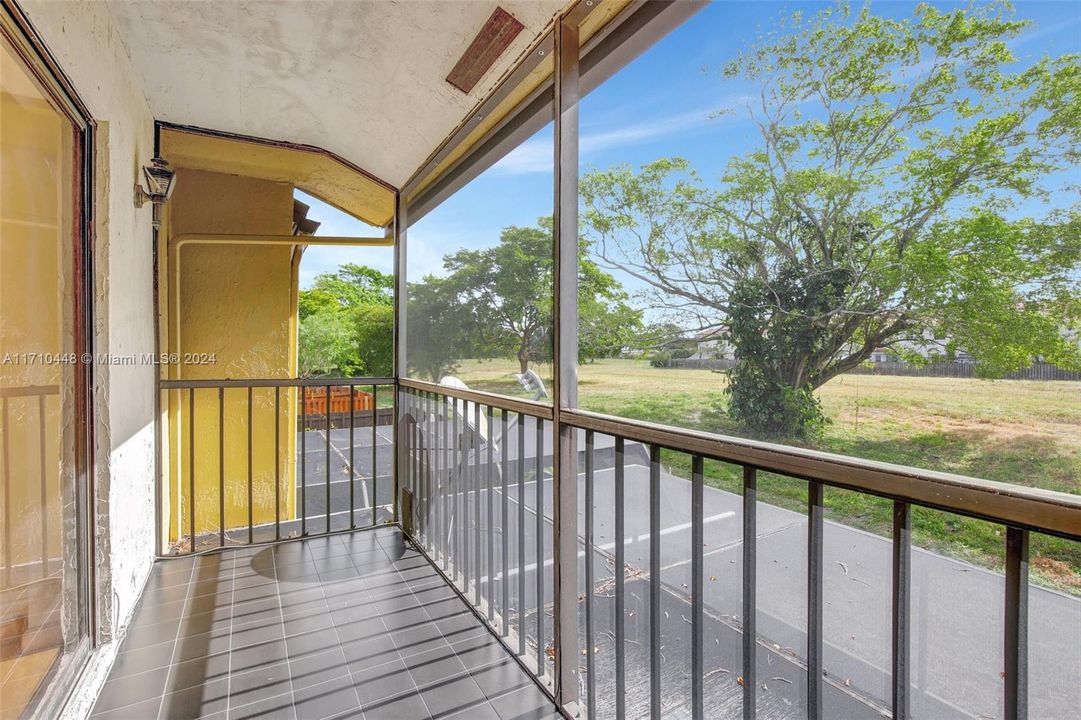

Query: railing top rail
left=0, top=384, right=60, bottom=398
left=400, top=377, right=554, bottom=420
left=562, top=407, right=1081, bottom=540
left=159, top=377, right=395, bottom=389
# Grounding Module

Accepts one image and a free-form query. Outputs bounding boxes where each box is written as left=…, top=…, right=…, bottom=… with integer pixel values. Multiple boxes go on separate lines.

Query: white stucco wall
left=16, top=2, right=158, bottom=717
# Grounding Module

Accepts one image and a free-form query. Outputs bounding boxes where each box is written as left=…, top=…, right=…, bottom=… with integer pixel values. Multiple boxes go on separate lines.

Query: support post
left=392, top=191, right=405, bottom=523
left=1004, top=527, right=1029, bottom=720
left=551, top=13, right=580, bottom=712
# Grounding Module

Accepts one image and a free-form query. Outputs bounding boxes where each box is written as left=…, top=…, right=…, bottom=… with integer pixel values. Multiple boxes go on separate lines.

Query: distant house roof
left=695, top=326, right=727, bottom=341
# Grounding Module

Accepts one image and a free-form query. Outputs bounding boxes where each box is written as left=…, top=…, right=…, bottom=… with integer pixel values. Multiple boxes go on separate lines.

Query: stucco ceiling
left=105, top=0, right=566, bottom=188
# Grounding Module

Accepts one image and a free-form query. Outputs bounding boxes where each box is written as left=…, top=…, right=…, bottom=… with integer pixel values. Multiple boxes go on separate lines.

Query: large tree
left=580, top=2, right=1081, bottom=436
left=406, top=276, right=474, bottom=381
left=298, top=264, right=394, bottom=376
left=305, top=263, right=394, bottom=310
left=443, top=223, right=552, bottom=373
left=299, top=309, right=358, bottom=376
left=578, top=260, right=645, bottom=362
left=440, top=218, right=642, bottom=373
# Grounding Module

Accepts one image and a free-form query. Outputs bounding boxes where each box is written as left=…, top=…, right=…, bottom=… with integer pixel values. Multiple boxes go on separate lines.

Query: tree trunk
left=517, top=346, right=530, bottom=374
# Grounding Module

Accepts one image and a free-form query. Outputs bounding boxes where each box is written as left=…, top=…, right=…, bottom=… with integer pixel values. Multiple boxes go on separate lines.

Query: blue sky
left=300, top=0, right=1080, bottom=291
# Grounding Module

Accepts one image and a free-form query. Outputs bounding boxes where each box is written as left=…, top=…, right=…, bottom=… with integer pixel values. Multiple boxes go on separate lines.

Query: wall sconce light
left=134, top=156, right=176, bottom=209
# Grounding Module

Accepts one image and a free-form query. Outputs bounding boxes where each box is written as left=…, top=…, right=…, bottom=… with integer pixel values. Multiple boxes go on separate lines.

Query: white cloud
left=491, top=104, right=723, bottom=176
left=402, top=231, right=454, bottom=280
left=580, top=106, right=718, bottom=154
left=490, top=139, right=554, bottom=175
left=1010, top=15, right=1081, bottom=50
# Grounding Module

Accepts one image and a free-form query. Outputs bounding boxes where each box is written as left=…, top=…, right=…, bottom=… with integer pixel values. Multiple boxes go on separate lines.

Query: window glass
left=406, top=122, right=555, bottom=403
left=574, top=3, right=1081, bottom=717
left=0, top=30, right=85, bottom=719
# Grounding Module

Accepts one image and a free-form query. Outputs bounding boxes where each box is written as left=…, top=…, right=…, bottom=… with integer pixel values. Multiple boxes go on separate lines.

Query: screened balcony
left=1, top=0, right=1078, bottom=719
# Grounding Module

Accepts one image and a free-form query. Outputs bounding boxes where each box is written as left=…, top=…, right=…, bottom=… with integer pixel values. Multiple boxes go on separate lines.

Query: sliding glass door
left=0, top=9, right=93, bottom=718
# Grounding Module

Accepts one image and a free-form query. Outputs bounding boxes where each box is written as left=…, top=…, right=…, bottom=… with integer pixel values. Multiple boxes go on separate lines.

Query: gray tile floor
left=91, top=527, right=561, bottom=720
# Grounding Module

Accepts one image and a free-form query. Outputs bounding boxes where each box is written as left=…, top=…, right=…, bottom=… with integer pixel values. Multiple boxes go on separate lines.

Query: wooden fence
left=665, top=358, right=1081, bottom=381
left=300, top=407, right=394, bottom=431
left=666, top=358, right=737, bottom=371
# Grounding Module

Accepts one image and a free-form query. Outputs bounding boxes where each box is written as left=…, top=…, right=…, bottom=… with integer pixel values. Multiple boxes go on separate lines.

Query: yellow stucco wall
left=163, top=169, right=299, bottom=546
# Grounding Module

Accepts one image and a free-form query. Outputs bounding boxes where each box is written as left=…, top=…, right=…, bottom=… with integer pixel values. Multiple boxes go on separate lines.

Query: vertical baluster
left=412, top=391, right=418, bottom=538
left=2, top=397, right=10, bottom=580
left=411, top=389, right=417, bottom=536
left=535, top=416, right=544, bottom=677
left=274, top=386, right=281, bottom=541
left=322, top=384, right=330, bottom=529
left=420, top=391, right=426, bottom=537
left=461, top=395, right=467, bottom=585
left=892, top=501, right=910, bottom=719
left=412, top=390, right=419, bottom=538
left=300, top=386, right=307, bottom=536
left=808, top=481, right=824, bottom=720
left=403, top=390, right=410, bottom=528
left=649, top=444, right=661, bottom=719
left=475, top=401, right=482, bottom=605
left=423, top=392, right=430, bottom=551
left=413, top=390, right=420, bottom=534
left=486, top=405, right=495, bottom=620
left=615, top=436, right=626, bottom=720
left=438, top=393, right=447, bottom=566
left=518, top=412, right=526, bottom=657
left=1005, top=527, right=1029, bottom=720
left=463, top=396, right=471, bottom=593
left=248, top=386, right=254, bottom=544
left=691, top=455, right=704, bottom=720
left=38, top=394, right=48, bottom=578
left=428, top=392, right=434, bottom=545
left=0, top=397, right=12, bottom=581
left=405, top=389, right=412, bottom=532
left=453, top=401, right=461, bottom=582
left=372, top=385, right=378, bottom=526
left=218, top=387, right=225, bottom=548
left=501, top=409, right=509, bottom=636
left=463, top=397, right=470, bottom=588
left=349, top=384, right=355, bottom=529
left=429, top=392, right=436, bottom=546
left=189, top=388, right=196, bottom=553
left=585, top=430, right=596, bottom=719
left=742, top=466, right=757, bottom=720
left=421, top=390, right=427, bottom=538
left=432, top=393, right=438, bottom=558
left=402, top=390, right=409, bottom=528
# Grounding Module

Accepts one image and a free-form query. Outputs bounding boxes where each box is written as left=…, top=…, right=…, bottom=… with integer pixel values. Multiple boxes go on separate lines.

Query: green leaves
left=298, top=264, right=394, bottom=377
left=579, top=1, right=1081, bottom=438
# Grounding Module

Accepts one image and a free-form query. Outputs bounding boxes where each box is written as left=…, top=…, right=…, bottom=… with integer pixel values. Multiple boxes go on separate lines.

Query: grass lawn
left=451, top=358, right=1081, bottom=592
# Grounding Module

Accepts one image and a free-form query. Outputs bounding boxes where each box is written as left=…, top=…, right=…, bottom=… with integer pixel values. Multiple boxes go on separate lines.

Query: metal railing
left=151, top=373, right=1080, bottom=717
left=0, top=384, right=60, bottom=586
left=396, top=381, right=1081, bottom=720
left=157, top=377, right=395, bottom=555
left=398, top=380, right=558, bottom=691
left=563, top=408, right=1080, bottom=720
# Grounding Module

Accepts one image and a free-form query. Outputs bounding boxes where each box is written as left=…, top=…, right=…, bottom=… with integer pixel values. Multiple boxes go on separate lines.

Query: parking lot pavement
left=308, top=417, right=1080, bottom=719
left=295, top=424, right=395, bottom=530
